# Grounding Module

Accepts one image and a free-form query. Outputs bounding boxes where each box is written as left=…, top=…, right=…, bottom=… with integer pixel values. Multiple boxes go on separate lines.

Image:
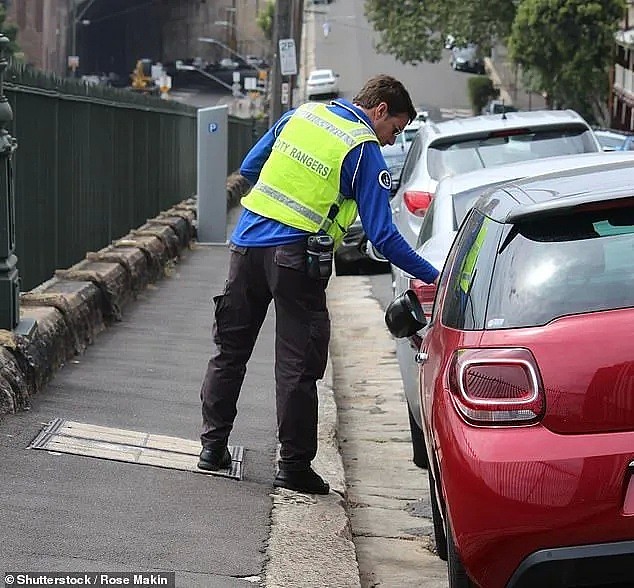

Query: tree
left=468, top=76, right=499, bottom=115
left=0, top=6, right=19, bottom=57
left=508, top=0, right=625, bottom=124
left=257, top=0, right=275, bottom=42
left=363, top=0, right=518, bottom=64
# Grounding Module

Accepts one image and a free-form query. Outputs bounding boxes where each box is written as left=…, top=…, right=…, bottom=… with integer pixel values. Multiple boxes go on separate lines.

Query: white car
left=391, top=109, right=602, bottom=253
left=306, top=69, right=339, bottom=100
left=392, top=150, right=634, bottom=469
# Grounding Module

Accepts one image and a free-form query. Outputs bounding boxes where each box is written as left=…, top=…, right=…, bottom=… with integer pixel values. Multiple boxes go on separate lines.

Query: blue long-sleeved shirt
left=232, top=99, right=439, bottom=284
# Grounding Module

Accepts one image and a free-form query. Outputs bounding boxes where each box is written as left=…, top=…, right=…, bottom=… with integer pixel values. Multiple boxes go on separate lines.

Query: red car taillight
left=447, top=348, right=545, bottom=425
left=409, top=278, right=436, bottom=319
left=403, top=191, right=433, bottom=217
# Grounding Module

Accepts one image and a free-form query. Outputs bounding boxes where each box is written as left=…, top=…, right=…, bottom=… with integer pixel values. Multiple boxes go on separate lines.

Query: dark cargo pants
left=200, top=240, right=330, bottom=471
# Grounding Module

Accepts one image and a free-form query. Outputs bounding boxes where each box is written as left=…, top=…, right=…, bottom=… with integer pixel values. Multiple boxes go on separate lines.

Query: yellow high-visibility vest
left=241, top=102, right=378, bottom=248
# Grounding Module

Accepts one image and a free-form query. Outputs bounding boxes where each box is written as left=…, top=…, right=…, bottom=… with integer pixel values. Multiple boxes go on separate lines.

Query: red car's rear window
left=486, top=206, right=634, bottom=328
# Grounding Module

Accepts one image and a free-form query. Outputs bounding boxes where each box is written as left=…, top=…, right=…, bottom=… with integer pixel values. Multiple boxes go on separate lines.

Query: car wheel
left=428, top=468, right=447, bottom=561
left=407, top=402, right=428, bottom=468
left=447, top=520, right=475, bottom=587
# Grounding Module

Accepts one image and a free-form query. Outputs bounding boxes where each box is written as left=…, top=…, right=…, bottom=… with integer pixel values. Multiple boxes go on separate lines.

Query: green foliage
left=508, top=0, right=625, bottom=124
left=363, top=0, right=517, bottom=64
left=467, top=76, right=499, bottom=115
left=0, top=5, right=19, bottom=57
left=257, top=0, right=275, bottom=42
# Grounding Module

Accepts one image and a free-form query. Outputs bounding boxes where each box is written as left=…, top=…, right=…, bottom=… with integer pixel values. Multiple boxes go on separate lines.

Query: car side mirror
left=385, top=290, right=427, bottom=338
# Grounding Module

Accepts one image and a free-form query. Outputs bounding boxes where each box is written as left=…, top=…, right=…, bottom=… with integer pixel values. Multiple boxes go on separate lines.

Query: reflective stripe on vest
left=241, top=102, right=378, bottom=246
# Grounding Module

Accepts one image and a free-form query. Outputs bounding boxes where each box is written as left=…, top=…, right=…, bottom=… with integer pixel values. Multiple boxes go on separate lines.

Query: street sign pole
left=278, top=38, right=297, bottom=113
left=269, top=0, right=292, bottom=125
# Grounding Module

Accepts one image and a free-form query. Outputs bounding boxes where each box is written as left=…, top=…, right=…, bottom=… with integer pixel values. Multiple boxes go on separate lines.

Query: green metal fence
left=5, top=66, right=266, bottom=291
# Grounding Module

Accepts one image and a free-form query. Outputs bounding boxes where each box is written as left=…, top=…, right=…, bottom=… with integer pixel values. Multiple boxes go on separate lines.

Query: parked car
left=218, top=57, right=240, bottom=70
left=450, top=44, right=485, bottom=74
left=390, top=109, right=602, bottom=255
left=333, top=215, right=391, bottom=276
left=382, top=117, right=425, bottom=183
left=594, top=128, right=634, bottom=151
left=481, top=99, right=519, bottom=115
left=381, top=138, right=409, bottom=187
left=392, top=151, right=634, bottom=469
left=385, top=154, right=634, bottom=587
left=244, top=55, right=267, bottom=69
left=306, top=68, right=339, bottom=100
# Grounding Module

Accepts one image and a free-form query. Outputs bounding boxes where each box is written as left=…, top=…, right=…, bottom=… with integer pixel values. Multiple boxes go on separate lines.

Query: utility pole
left=269, top=0, right=293, bottom=126
left=290, top=0, right=304, bottom=109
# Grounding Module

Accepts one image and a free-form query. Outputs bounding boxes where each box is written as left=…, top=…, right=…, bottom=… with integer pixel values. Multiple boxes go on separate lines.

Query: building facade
left=7, top=0, right=69, bottom=74
left=6, top=0, right=269, bottom=78
left=612, top=0, right=634, bottom=130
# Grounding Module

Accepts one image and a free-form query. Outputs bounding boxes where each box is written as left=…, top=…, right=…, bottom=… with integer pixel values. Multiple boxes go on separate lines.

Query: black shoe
left=198, top=446, right=231, bottom=471
left=274, top=467, right=330, bottom=495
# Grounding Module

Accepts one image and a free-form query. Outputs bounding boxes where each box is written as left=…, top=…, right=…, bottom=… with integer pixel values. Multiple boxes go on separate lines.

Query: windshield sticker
left=378, top=169, right=392, bottom=190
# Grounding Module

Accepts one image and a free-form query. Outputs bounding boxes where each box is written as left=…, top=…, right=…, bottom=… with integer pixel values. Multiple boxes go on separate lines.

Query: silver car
left=391, top=110, right=602, bottom=253
left=394, top=150, right=634, bottom=469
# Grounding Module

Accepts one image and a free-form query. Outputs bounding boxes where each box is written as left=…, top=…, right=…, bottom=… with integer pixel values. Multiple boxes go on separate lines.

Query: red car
left=385, top=158, right=634, bottom=587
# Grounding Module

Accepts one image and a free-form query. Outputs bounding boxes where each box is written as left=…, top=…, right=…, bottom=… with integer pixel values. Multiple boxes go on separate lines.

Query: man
left=198, top=75, right=439, bottom=494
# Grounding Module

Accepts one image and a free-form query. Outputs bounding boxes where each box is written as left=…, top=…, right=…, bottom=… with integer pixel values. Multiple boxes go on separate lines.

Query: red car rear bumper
left=435, top=392, right=634, bottom=587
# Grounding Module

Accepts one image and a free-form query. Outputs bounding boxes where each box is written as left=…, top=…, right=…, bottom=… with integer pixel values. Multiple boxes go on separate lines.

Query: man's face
left=371, top=102, right=409, bottom=147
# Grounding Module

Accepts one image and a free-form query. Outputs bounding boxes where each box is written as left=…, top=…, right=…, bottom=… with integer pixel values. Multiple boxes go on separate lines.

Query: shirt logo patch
left=378, top=170, right=392, bottom=190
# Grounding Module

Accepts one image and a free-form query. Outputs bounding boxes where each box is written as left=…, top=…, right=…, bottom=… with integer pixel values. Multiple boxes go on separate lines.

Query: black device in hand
left=306, top=234, right=334, bottom=281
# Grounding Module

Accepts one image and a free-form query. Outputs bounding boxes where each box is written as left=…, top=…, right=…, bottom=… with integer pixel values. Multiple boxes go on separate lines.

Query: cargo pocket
left=212, top=293, right=240, bottom=349
left=274, top=242, right=307, bottom=273
left=305, top=309, right=330, bottom=379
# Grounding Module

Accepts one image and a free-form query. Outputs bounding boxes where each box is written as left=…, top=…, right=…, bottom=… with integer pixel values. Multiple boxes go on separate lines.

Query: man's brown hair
left=353, top=74, right=417, bottom=123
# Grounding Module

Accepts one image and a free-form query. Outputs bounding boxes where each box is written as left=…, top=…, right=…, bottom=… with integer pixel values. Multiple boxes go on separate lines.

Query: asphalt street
left=308, top=0, right=474, bottom=116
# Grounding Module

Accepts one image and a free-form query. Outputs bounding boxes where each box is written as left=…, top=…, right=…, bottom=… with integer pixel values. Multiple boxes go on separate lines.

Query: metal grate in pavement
left=28, top=418, right=243, bottom=480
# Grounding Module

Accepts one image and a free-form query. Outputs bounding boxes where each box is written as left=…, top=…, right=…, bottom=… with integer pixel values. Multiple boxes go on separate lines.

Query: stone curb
left=264, top=356, right=361, bottom=588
